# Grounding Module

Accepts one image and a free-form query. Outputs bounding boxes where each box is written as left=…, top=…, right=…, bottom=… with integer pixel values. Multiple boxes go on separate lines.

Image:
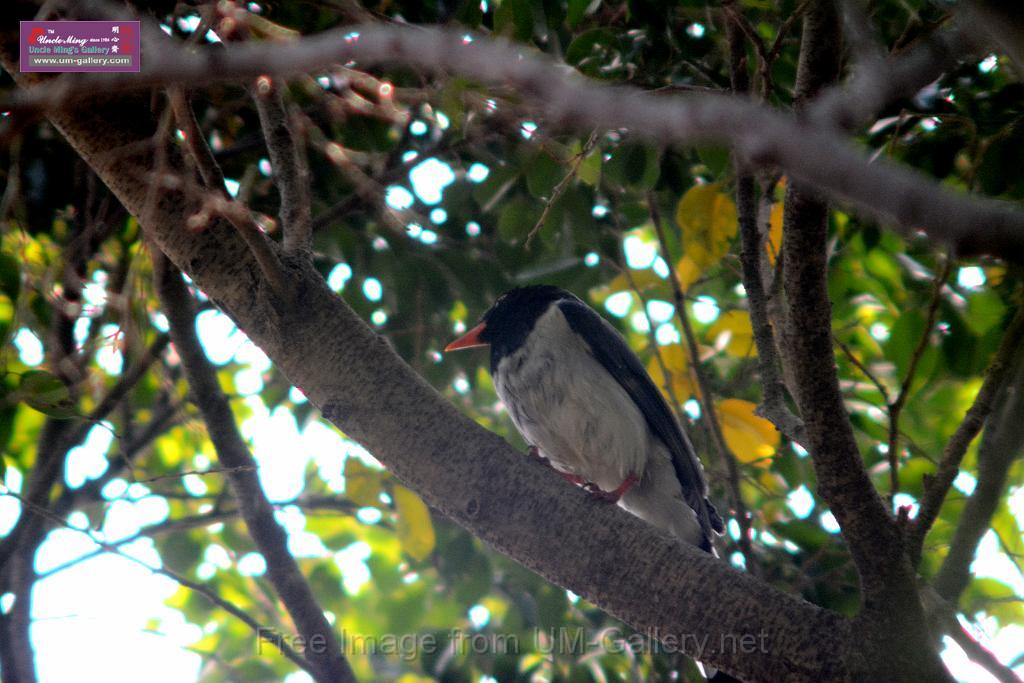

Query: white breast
left=493, top=305, right=650, bottom=491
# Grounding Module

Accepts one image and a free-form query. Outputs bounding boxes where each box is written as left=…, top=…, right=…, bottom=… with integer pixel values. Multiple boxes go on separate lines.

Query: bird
left=445, top=285, right=725, bottom=552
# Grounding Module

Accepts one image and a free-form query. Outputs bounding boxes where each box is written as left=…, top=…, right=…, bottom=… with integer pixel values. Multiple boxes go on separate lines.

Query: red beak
left=444, top=322, right=488, bottom=352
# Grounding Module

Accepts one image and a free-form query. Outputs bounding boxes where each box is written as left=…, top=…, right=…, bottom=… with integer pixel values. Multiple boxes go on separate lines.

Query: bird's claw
left=583, top=474, right=640, bottom=504
left=583, top=482, right=619, bottom=503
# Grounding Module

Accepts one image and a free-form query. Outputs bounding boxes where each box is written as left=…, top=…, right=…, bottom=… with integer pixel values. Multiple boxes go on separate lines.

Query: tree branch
left=168, top=87, right=228, bottom=191
left=153, top=251, right=354, bottom=683
left=887, top=259, right=951, bottom=499
left=649, top=199, right=758, bottom=576
left=932, top=341, right=1024, bottom=602
left=725, top=4, right=807, bottom=448
left=808, top=19, right=977, bottom=130
left=911, top=303, right=1024, bottom=565
left=780, top=2, right=947, bottom=679
left=253, top=79, right=313, bottom=255
left=6, top=23, right=1023, bottom=260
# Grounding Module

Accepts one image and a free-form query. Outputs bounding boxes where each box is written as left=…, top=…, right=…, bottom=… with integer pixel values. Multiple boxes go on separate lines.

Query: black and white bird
left=445, top=285, right=725, bottom=552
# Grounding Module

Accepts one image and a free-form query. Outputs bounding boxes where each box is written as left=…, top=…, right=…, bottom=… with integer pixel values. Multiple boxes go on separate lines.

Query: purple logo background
left=20, top=21, right=141, bottom=73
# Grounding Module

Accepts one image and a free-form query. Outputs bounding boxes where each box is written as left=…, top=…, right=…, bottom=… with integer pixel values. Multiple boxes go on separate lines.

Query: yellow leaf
left=767, top=202, right=783, bottom=265
left=758, top=471, right=787, bottom=496
left=708, top=310, right=756, bottom=357
left=717, top=399, right=778, bottom=466
left=985, top=265, right=1005, bottom=286
left=450, top=300, right=468, bottom=324
left=590, top=269, right=663, bottom=308
left=646, top=344, right=698, bottom=402
left=393, top=485, right=436, bottom=561
left=675, top=183, right=738, bottom=272
left=344, top=457, right=383, bottom=507
left=674, top=255, right=703, bottom=291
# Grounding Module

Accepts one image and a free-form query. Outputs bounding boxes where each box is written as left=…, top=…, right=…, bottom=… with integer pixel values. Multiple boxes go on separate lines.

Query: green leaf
left=525, top=151, right=563, bottom=198
left=577, top=146, right=601, bottom=186
left=497, top=196, right=540, bottom=241
left=965, top=289, right=1005, bottom=337
left=604, top=142, right=660, bottom=191
left=567, top=0, right=597, bottom=27
left=494, top=0, right=533, bottom=41
left=161, top=530, right=204, bottom=574
left=697, top=146, right=730, bottom=178
left=0, top=253, right=19, bottom=300
left=18, top=371, right=76, bottom=418
left=565, top=28, right=619, bottom=78
left=773, top=519, right=828, bottom=551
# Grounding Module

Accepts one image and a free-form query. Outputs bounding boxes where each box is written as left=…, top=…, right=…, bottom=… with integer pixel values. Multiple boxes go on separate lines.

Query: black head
left=479, top=286, right=579, bottom=368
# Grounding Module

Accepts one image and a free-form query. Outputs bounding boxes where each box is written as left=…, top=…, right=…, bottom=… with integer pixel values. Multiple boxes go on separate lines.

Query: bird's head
left=444, top=285, right=578, bottom=362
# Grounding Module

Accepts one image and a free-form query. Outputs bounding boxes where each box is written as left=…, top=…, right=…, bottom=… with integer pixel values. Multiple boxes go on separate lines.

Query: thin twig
left=835, top=337, right=891, bottom=404
left=254, top=77, right=313, bottom=255
left=0, top=485, right=313, bottom=674
left=168, top=87, right=228, bottom=191
left=525, top=131, right=599, bottom=248
left=648, top=197, right=758, bottom=575
left=887, top=258, right=951, bottom=499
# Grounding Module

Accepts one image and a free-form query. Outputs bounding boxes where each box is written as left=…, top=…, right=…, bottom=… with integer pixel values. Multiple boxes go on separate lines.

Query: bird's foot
left=583, top=474, right=639, bottom=504
left=528, top=447, right=586, bottom=485
left=527, top=445, right=548, bottom=463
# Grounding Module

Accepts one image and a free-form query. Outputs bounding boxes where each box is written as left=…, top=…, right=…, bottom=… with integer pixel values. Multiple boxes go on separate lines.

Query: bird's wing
left=557, top=299, right=724, bottom=535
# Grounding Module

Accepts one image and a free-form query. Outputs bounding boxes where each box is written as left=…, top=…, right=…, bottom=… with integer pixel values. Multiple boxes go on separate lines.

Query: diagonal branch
left=932, top=341, right=1024, bottom=602
left=153, top=251, right=354, bottom=683
left=253, top=79, right=313, bottom=255
left=648, top=197, right=758, bottom=576
left=168, top=87, right=228, bottom=191
left=911, top=303, right=1024, bottom=565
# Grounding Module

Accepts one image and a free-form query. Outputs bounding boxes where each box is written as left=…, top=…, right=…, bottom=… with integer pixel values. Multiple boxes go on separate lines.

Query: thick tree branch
left=781, top=2, right=947, bottom=679
left=6, top=23, right=1024, bottom=260
left=153, top=251, right=354, bottom=683
left=911, top=303, right=1024, bottom=564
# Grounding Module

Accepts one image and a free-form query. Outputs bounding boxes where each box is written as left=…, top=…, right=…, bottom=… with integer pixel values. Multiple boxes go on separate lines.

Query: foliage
left=1, top=0, right=1023, bottom=681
